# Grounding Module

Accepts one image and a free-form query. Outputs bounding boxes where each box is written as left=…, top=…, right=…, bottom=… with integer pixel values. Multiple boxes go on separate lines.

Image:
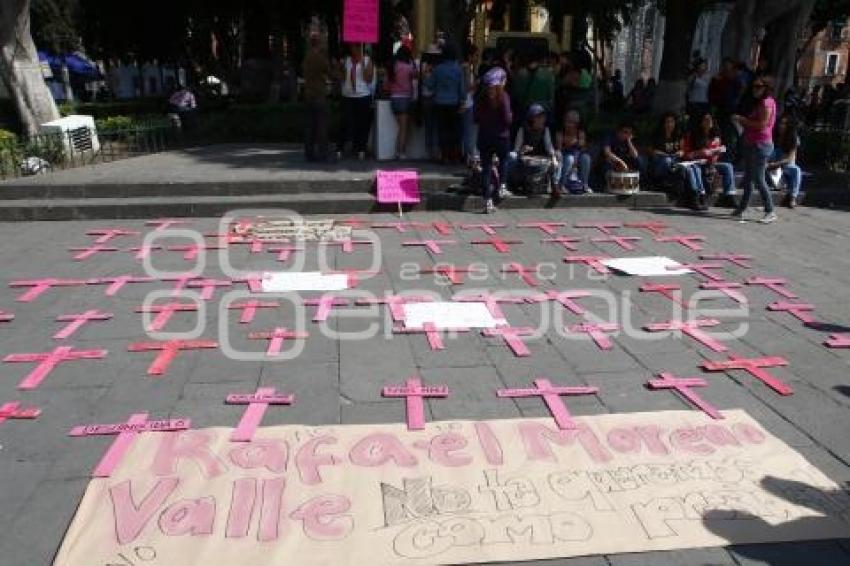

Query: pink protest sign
left=382, top=377, right=448, bottom=430
left=0, top=401, right=40, bottom=425
left=497, top=378, right=598, bottom=430
left=226, top=387, right=294, bottom=442
left=647, top=372, right=722, bottom=419
left=376, top=170, right=420, bottom=204
left=343, top=0, right=379, bottom=44
left=4, top=346, right=107, bottom=390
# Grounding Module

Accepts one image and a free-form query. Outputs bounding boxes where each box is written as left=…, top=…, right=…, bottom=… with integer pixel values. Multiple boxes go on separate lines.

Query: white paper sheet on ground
left=403, top=301, right=501, bottom=328
left=260, top=271, right=350, bottom=292
left=602, top=256, right=692, bottom=277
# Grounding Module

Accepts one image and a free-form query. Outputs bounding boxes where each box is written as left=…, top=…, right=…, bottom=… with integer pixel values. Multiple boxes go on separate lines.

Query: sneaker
left=697, top=193, right=709, bottom=211
left=731, top=208, right=744, bottom=218
left=484, top=199, right=496, bottom=214
left=583, top=185, right=594, bottom=194
left=498, top=186, right=514, bottom=199
left=759, top=211, right=778, bottom=224
left=788, top=196, right=797, bottom=209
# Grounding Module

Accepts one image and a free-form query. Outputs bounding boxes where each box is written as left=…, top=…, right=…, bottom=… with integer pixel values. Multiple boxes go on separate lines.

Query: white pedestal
left=40, top=115, right=100, bottom=155
left=374, top=99, right=429, bottom=161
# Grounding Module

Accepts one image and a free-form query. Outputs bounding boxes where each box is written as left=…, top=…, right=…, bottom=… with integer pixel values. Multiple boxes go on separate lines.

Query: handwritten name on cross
left=481, top=326, right=536, bottom=357
left=303, top=296, right=350, bottom=322
left=701, top=355, right=792, bottom=396
left=0, top=401, right=40, bottom=425
left=228, top=300, right=279, bottom=323
left=226, top=387, right=294, bottom=442
left=248, top=328, right=309, bottom=357
left=643, top=319, right=728, bottom=352
left=746, top=277, right=798, bottom=299
left=656, top=234, right=707, bottom=251
left=54, top=310, right=112, bottom=340
left=646, top=372, right=722, bottom=419
left=4, top=346, right=107, bottom=390
left=382, top=377, right=449, bottom=430
left=127, top=340, right=218, bottom=376
left=497, top=378, right=598, bottom=429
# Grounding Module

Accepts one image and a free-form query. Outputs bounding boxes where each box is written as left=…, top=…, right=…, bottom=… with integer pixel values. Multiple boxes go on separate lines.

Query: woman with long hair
left=649, top=112, right=684, bottom=187
left=385, top=46, right=417, bottom=159
left=555, top=109, right=592, bottom=194
left=475, top=67, right=513, bottom=213
left=681, top=112, right=736, bottom=210
left=769, top=113, right=802, bottom=208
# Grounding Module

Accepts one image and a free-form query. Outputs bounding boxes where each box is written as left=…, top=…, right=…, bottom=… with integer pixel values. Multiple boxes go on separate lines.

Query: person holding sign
left=336, top=44, right=376, bottom=161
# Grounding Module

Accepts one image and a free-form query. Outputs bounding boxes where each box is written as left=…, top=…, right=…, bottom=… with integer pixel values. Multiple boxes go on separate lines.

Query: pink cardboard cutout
left=701, top=354, right=792, bottom=396
left=226, top=387, right=294, bottom=442
left=54, top=310, right=112, bottom=340
left=647, top=372, right=722, bottom=419
left=343, top=0, right=379, bottom=44
left=497, top=377, right=598, bottom=430
left=643, top=318, right=728, bottom=352
left=127, top=340, right=218, bottom=376
left=376, top=170, right=420, bottom=204
left=4, top=346, right=107, bottom=390
left=382, top=377, right=449, bottom=430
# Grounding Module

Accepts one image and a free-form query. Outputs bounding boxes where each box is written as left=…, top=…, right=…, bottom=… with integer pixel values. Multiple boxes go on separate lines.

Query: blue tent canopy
left=38, top=51, right=102, bottom=80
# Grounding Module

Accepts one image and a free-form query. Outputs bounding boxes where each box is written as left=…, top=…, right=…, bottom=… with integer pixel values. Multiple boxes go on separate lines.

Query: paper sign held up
left=376, top=170, right=420, bottom=204
left=343, top=0, right=379, bottom=44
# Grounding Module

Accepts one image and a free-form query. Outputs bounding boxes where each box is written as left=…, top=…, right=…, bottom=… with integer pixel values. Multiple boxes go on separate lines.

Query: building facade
left=797, top=18, right=850, bottom=94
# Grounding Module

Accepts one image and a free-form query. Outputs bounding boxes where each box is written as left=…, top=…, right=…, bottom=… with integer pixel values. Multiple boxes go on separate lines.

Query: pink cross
left=54, top=310, right=113, bottom=340
left=460, top=222, right=506, bottom=235
left=646, top=372, right=722, bottom=419
left=564, top=255, right=611, bottom=275
left=0, top=401, right=40, bottom=425
left=69, top=244, right=120, bottom=261
left=746, top=277, right=797, bottom=299
left=529, top=290, right=593, bottom=315
left=767, top=302, right=817, bottom=324
left=249, top=328, right=309, bottom=357
left=303, top=296, right=350, bottom=322
left=9, top=278, right=85, bottom=302
left=127, top=340, right=219, bottom=376
left=517, top=221, right=566, bottom=236
left=592, top=235, right=641, bottom=251
left=267, top=244, right=304, bottom=263
left=452, top=293, right=525, bottom=321
left=382, top=377, right=449, bottom=430
left=233, top=273, right=265, bottom=293
left=432, top=221, right=454, bottom=235
left=127, top=244, right=163, bottom=261
left=701, top=355, right=792, bottom=396
left=161, top=273, right=201, bottom=296
left=339, top=217, right=368, bottom=229
left=4, top=346, right=108, bottom=390
left=328, top=269, right=378, bottom=288
left=187, top=278, right=233, bottom=300
left=672, top=262, right=726, bottom=281
left=470, top=236, right=523, bottom=254
left=146, top=218, right=192, bottom=231
left=640, top=283, right=689, bottom=308
left=700, top=253, right=753, bottom=269
left=643, top=318, right=728, bottom=352
left=418, top=265, right=476, bottom=285
left=322, top=238, right=373, bottom=254
left=226, top=387, right=295, bottom=442
left=86, top=228, right=140, bottom=244
left=371, top=221, right=426, bottom=233
left=87, top=275, right=154, bottom=297
left=825, top=334, right=850, bottom=348
left=135, top=302, right=199, bottom=332
left=229, top=237, right=278, bottom=254
left=228, top=300, right=279, bottom=323
left=356, top=295, right=434, bottom=322
left=542, top=236, right=583, bottom=252
left=402, top=239, right=457, bottom=254
left=497, top=378, right=598, bottom=430
left=501, top=263, right=542, bottom=286
left=482, top=326, right=536, bottom=356
left=69, top=413, right=190, bottom=476
left=567, top=323, right=619, bottom=350
left=700, top=281, right=748, bottom=304
left=168, top=243, right=225, bottom=261
left=0, top=311, right=14, bottom=323
left=624, top=221, right=668, bottom=235
left=394, top=323, right=470, bottom=350
left=655, top=234, right=707, bottom=251
left=574, top=221, right=622, bottom=235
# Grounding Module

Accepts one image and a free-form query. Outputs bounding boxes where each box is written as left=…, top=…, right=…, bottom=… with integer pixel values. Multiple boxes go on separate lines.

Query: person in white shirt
left=336, top=44, right=375, bottom=160
left=686, top=58, right=710, bottom=117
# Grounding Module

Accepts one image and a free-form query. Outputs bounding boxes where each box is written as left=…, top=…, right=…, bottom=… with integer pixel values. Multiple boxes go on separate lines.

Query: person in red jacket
left=681, top=112, right=737, bottom=209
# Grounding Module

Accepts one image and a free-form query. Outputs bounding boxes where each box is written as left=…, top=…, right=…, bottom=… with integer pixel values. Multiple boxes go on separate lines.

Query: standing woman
left=336, top=44, right=375, bottom=160
left=426, top=44, right=465, bottom=164
left=385, top=46, right=417, bottom=160
left=475, top=67, right=513, bottom=214
left=732, top=76, right=777, bottom=223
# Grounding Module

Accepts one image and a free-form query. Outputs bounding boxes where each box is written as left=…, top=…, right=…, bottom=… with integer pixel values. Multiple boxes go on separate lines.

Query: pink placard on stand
left=226, top=387, right=294, bottom=442
left=0, top=401, right=41, bottom=425
left=127, top=340, right=218, bottom=376
left=382, top=377, right=449, bottom=430
left=646, top=372, right=722, bottom=419
left=376, top=170, right=420, bottom=204
left=4, top=346, right=108, bottom=390
left=497, top=378, right=598, bottom=430
left=701, top=354, right=792, bottom=395
left=343, top=0, right=379, bottom=43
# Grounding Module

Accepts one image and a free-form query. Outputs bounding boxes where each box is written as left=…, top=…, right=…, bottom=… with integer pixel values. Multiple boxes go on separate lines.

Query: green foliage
left=0, top=130, right=18, bottom=144
left=58, top=101, right=78, bottom=117
left=95, top=115, right=135, bottom=131
left=31, top=0, right=81, bottom=52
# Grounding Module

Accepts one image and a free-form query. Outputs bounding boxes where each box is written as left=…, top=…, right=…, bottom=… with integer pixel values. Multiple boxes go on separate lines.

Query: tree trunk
left=0, top=0, right=60, bottom=135
left=653, top=2, right=701, bottom=113
left=760, top=0, right=816, bottom=99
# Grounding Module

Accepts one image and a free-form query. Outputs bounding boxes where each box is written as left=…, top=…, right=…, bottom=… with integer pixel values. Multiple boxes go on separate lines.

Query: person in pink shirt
left=732, top=76, right=777, bottom=223
left=384, top=46, right=417, bottom=159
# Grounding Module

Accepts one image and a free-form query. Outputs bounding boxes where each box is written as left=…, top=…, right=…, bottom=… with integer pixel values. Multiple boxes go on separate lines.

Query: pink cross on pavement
left=746, top=277, right=797, bottom=299
left=87, top=275, right=154, bottom=297
left=322, top=238, right=373, bottom=254
left=126, top=244, right=163, bottom=261
left=517, top=221, right=567, bottom=236
left=86, top=228, right=140, bottom=244
left=482, top=326, right=536, bottom=357
left=228, top=300, right=279, bottom=323
left=382, top=377, right=449, bottom=430
left=643, top=318, right=728, bottom=352
left=187, top=278, right=233, bottom=300
left=700, top=253, right=753, bottom=269
left=767, top=302, right=817, bottom=324
left=54, top=310, right=112, bottom=340
left=394, top=323, right=470, bottom=350
left=564, top=255, right=611, bottom=275
left=529, top=290, right=593, bottom=315
left=431, top=221, right=454, bottom=235
left=69, top=413, right=190, bottom=477
left=168, top=243, right=225, bottom=261
left=567, top=323, right=619, bottom=350
left=9, top=278, right=85, bottom=302
left=646, top=372, right=722, bottom=419
left=574, top=221, right=622, bottom=235
left=303, top=295, right=349, bottom=322
left=356, top=295, right=434, bottom=322
left=0, top=401, right=40, bottom=425
left=339, top=217, right=368, bottom=229
left=501, top=263, right=542, bottom=286
left=592, top=235, right=641, bottom=251
left=470, top=236, right=523, bottom=254
left=701, top=355, right=792, bottom=396
left=68, top=244, right=120, bottom=261
left=624, top=221, right=668, bottom=235
left=640, top=283, right=689, bottom=308
left=127, top=340, right=219, bottom=376
left=226, top=387, right=294, bottom=442
left=497, top=378, right=598, bottom=430
left=267, top=244, right=304, bottom=263
left=4, top=346, right=108, bottom=390
left=655, top=234, right=707, bottom=251
left=371, top=221, right=426, bottom=233
left=418, top=264, right=476, bottom=285
left=0, top=311, right=14, bottom=322
left=233, top=273, right=265, bottom=293
left=825, top=334, right=850, bottom=348
left=402, top=239, right=457, bottom=254
left=146, top=218, right=192, bottom=231
left=452, top=293, right=525, bottom=321
left=136, top=302, right=199, bottom=332
left=541, top=236, right=583, bottom=252
left=700, top=281, right=748, bottom=304
left=672, top=262, right=726, bottom=281
left=249, top=328, right=309, bottom=357
left=460, top=222, right=506, bottom=235
left=161, top=273, right=200, bottom=296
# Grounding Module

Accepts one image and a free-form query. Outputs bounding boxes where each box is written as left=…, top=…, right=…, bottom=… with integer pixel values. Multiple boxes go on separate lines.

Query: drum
left=521, top=156, right=552, bottom=195
left=606, top=171, right=640, bottom=195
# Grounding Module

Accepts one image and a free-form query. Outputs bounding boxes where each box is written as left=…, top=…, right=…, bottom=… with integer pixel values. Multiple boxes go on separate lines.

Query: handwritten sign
left=376, top=170, right=420, bottom=204
left=343, top=0, right=379, bottom=44
left=55, top=410, right=850, bottom=565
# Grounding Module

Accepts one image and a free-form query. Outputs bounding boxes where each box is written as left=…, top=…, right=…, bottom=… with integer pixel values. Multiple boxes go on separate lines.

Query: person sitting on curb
left=555, top=109, right=593, bottom=195
left=768, top=113, right=802, bottom=209
left=602, top=120, right=642, bottom=178
left=681, top=111, right=736, bottom=210
left=505, top=104, right=559, bottom=196
left=649, top=112, right=685, bottom=191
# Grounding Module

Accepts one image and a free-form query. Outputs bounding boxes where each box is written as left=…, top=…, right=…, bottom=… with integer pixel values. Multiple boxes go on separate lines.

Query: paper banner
left=403, top=301, right=500, bottom=329
left=376, top=170, right=421, bottom=204
left=55, top=410, right=850, bottom=566
left=343, top=0, right=379, bottom=44
left=260, top=272, right=350, bottom=292
left=602, top=257, right=692, bottom=277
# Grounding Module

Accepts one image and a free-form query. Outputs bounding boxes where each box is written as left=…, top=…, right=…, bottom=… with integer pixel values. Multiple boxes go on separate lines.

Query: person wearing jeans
left=733, top=77, right=777, bottom=222
left=554, top=109, right=592, bottom=194
left=475, top=67, right=512, bottom=213
left=682, top=111, right=737, bottom=209
left=336, top=44, right=375, bottom=160
left=768, top=113, right=802, bottom=208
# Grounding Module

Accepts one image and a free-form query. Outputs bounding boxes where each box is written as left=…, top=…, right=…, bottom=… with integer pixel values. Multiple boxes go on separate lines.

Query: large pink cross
left=86, top=228, right=140, bottom=244
left=567, top=323, right=619, bottom=350
left=4, top=346, right=108, bottom=390
left=69, top=244, right=120, bottom=261
left=529, top=290, right=593, bottom=315
left=187, top=278, right=233, bottom=300
left=146, top=218, right=192, bottom=231
left=135, top=302, right=199, bottom=332
left=127, top=340, right=219, bottom=376
left=592, top=235, right=641, bottom=251
left=564, top=255, right=611, bottom=275
left=402, top=239, right=457, bottom=254
left=0, top=311, right=14, bottom=322
left=69, top=413, right=190, bottom=476
left=233, top=273, right=265, bottom=293
left=672, top=262, right=726, bottom=281
left=161, top=273, right=201, bottom=296
left=574, top=221, right=622, bottom=235
left=9, top=278, right=85, bottom=302
left=394, top=323, right=470, bottom=350
left=470, top=236, right=523, bottom=254
left=542, top=236, right=583, bottom=252
left=382, top=377, right=449, bottom=430
left=418, top=264, right=476, bottom=285
left=249, top=328, right=309, bottom=356
left=825, top=334, right=850, bottom=348
left=54, top=310, right=113, bottom=339
left=497, top=378, right=598, bottom=429
left=700, top=253, right=753, bottom=269
left=482, top=326, right=536, bottom=356
left=624, top=221, right=668, bottom=235
left=303, top=296, right=350, bottom=322
left=322, top=238, right=373, bottom=254
left=168, top=243, right=225, bottom=261
left=0, top=401, right=40, bottom=425
left=431, top=221, right=454, bottom=235
left=371, top=221, right=426, bottom=233
left=767, top=302, right=817, bottom=324
left=356, top=295, right=434, bottom=322
left=646, top=372, right=722, bottom=419
left=746, top=277, right=798, bottom=299
left=517, top=221, right=567, bottom=236
left=267, top=244, right=304, bottom=263
left=701, top=355, right=792, bottom=396
left=228, top=300, right=279, bottom=323
left=655, top=234, right=707, bottom=251
left=460, top=222, right=506, bottom=235
left=127, top=244, right=163, bottom=261
left=226, top=387, right=294, bottom=442
left=87, top=275, right=154, bottom=297
left=700, top=281, right=748, bottom=304
left=501, top=263, right=542, bottom=286
left=452, top=293, right=525, bottom=320
left=339, top=217, right=368, bottom=229
left=643, top=318, right=728, bottom=352
left=640, top=283, right=688, bottom=308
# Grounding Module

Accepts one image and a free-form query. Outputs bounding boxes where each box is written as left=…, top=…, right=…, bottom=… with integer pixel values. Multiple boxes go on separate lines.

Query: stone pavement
left=0, top=205, right=848, bottom=565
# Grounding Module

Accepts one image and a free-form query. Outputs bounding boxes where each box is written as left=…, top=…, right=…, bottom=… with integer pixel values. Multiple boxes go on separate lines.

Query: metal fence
left=0, top=122, right=177, bottom=180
